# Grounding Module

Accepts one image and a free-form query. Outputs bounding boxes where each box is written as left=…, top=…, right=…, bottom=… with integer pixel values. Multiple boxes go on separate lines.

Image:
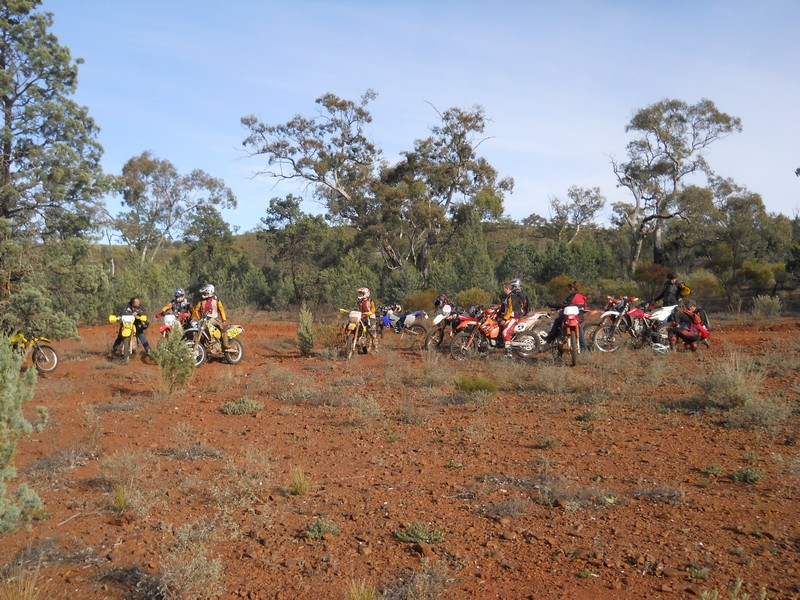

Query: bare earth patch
left=2, top=317, right=799, bottom=599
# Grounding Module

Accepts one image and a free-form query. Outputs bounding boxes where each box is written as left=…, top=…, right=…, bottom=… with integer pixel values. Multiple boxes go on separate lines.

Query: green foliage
left=382, top=265, right=422, bottom=305
left=751, top=294, right=781, bottom=318
left=116, top=153, right=236, bottom=263
left=1, top=283, right=77, bottom=340
left=496, top=239, right=539, bottom=287
left=0, top=1, right=110, bottom=238
left=319, top=250, right=379, bottom=309
left=402, top=289, right=438, bottom=311
left=305, top=518, right=340, bottom=540
left=394, top=521, right=444, bottom=544
left=454, top=375, right=498, bottom=394
left=219, top=397, right=264, bottom=416
left=297, top=303, right=314, bottom=356
left=1, top=335, right=44, bottom=533
left=454, top=287, right=490, bottom=308
left=729, top=467, right=761, bottom=484
left=150, top=324, right=194, bottom=399
left=448, top=206, right=495, bottom=292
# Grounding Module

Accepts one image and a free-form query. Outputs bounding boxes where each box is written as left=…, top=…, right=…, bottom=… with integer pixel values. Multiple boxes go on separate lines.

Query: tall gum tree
left=0, top=0, right=107, bottom=237
left=611, top=98, right=742, bottom=276
left=241, top=93, right=512, bottom=281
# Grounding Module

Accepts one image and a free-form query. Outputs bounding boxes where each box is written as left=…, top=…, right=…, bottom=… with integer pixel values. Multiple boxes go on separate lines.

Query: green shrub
left=220, top=397, right=264, bottom=415
left=150, top=323, right=194, bottom=399
left=696, top=353, right=762, bottom=410
left=296, top=302, right=314, bottom=356
left=729, top=467, right=761, bottom=484
left=1, top=335, right=45, bottom=533
left=751, top=294, right=781, bottom=318
left=394, top=521, right=444, bottom=544
left=454, top=287, right=491, bottom=308
left=454, top=375, right=498, bottom=394
left=306, top=518, right=340, bottom=540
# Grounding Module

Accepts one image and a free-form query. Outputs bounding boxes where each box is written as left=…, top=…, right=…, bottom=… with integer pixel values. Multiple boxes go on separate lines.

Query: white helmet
left=357, top=287, right=370, bottom=300
left=508, top=278, right=522, bottom=291
left=200, top=283, right=215, bottom=298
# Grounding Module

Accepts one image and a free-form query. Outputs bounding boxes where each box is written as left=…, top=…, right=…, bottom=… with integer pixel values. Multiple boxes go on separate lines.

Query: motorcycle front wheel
left=224, top=339, right=244, bottom=365
left=450, top=331, right=478, bottom=361
left=593, top=324, right=621, bottom=353
left=33, top=344, right=58, bottom=373
left=186, top=340, right=206, bottom=367
left=122, top=336, right=132, bottom=364
left=345, top=332, right=356, bottom=360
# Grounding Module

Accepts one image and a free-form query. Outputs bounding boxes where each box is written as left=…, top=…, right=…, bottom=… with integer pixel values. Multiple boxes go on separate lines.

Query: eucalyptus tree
left=539, top=186, right=605, bottom=245
left=114, top=152, right=236, bottom=262
left=611, top=98, right=742, bottom=276
left=241, top=92, right=512, bottom=282
left=0, top=0, right=109, bottom=298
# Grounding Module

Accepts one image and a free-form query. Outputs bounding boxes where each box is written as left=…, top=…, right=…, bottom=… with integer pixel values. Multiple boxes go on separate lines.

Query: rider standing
left=508, top=278, right=530, bottom=316
left=194, top=284, right=231, bottom=353
left=356, top=287, right=378, bottom=351
left=111, top=296, right=151, bottom=357
left=654, top=272, right=690, bottom=306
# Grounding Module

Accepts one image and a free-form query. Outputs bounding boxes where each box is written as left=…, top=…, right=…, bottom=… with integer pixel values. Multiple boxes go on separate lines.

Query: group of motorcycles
left=108, top=309, right=244, bottom=367
left=339, top=305, right=429, bottom=360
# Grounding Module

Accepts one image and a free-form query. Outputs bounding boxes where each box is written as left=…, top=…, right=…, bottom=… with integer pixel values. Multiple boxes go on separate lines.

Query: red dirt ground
left=2, top=315, right=799, bottom=599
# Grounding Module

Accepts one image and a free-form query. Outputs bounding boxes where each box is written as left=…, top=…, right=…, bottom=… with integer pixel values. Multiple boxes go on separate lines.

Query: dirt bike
left=424, top=304, right=469, bottom=351
left=183, top=315, right=245, bottom=367
left=156, top=311, right=192, bottom=336
left=545, top=305, right=584, bottom=367
left=587, top=295, right=636, bottom=343
left=108, top=313, right=148, bottom=364
left=378, top=307, right=428, bottom=350
left=450, top=305, right=514, bottom=361
left=9, top=332, right=59, bottom=373
left=593, top=302, right=675, bottom=354
left=339, top=308, right=370, bottom=360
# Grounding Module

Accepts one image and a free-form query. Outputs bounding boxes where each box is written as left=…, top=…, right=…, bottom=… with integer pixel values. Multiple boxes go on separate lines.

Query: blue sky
left=46, top=0, right=800, bottom=233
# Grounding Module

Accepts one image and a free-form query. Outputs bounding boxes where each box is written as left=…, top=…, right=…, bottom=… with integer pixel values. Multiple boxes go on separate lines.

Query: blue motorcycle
left=378, top=305, right=428, bottom=350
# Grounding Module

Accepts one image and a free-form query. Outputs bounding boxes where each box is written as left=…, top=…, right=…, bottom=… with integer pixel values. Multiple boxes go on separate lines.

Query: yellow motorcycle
left=108, top=313, right=147, bottom=364
left=183, top=315, right=244, bottom=367
left=9, top=332, right=59, bottom=373
left=339, top=308, right=370, bottom=360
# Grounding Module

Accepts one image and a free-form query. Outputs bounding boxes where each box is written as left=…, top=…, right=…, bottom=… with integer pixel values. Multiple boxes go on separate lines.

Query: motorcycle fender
left=405, top=314, right=416, bottom=326
left=345, top=323, right=357, bottom=333
left=121, top=328, right=134, bottom=337
left=432, top=314, right=445, bottom=325
left=600, top=310, right=620, bottom=320
left=227, top=325, right=244, bottom=338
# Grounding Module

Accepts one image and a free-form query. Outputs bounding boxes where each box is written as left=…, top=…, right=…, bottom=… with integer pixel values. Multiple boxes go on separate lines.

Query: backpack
left=515, top=289, right=530, bottom=315
left=678, top=281, right=691, bottom=298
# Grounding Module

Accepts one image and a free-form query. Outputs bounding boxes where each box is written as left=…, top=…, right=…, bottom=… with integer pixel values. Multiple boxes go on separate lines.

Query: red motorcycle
left=593, top=302, right=673, bottom=354
left=450, top=305, right=504, bottom=360
left=548, top=305, right=583, bottom=367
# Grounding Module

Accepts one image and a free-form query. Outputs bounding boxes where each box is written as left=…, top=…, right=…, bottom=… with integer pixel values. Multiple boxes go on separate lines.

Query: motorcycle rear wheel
left=510, top=333, right=538, bottom=359
left=33, top=344, right=58, bottom=373
left=405, top=323, right=427, bottom=351
left=224, top=339, right=244, bottom=365
left=570, top=330, right=578, bottom=367
left=424, top=326, right=446, bottom=351
left=450, top=331, right=478, bottom=361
